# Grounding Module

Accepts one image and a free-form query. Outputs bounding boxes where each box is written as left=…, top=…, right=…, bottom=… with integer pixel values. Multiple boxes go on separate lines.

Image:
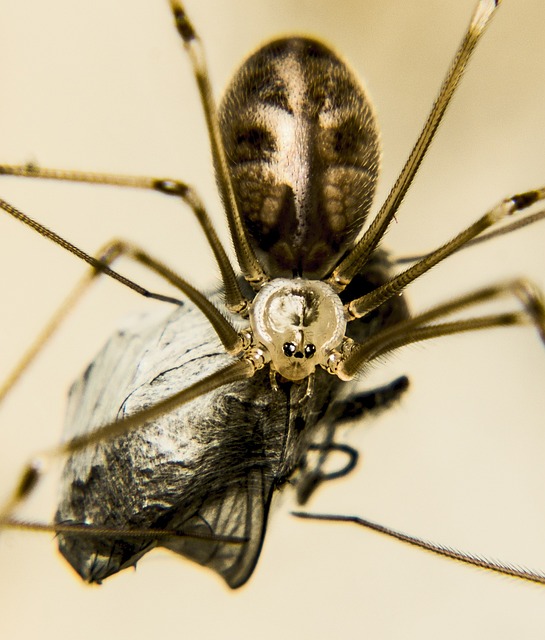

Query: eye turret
left=250, top=279, right=346, bottom=380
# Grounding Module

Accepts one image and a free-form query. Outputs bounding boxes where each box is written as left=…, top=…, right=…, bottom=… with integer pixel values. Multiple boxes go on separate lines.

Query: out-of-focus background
left=0, top=1, right=544, bottom=638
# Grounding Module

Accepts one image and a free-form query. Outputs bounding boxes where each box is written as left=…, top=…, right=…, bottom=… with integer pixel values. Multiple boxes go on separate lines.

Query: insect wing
left=56, top=301, right=267, bottom=587
left=56, top=298, right=337, bottom=587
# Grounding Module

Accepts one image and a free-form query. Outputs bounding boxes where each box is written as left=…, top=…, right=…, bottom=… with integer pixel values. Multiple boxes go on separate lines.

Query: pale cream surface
left=0, top=1, right=544, bottom=639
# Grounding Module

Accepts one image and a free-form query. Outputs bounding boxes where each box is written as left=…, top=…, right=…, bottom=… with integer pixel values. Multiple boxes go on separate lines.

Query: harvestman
left=1, top=0, right=545, bottom=587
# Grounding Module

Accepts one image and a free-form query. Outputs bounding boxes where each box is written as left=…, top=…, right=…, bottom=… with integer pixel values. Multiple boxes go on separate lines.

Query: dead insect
left=1, top=0, right=545, bottom=592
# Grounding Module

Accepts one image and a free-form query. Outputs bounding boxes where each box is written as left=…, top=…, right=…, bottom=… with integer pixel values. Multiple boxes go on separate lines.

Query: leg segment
left=0, top=238, right=243, bottom=404
left=168, top=1, right=267, bottom=288
left=346, top=188, right=545, bottom=320
left=328, top=0, right=503, bottom=290
left=339, top=279, right=545, bottom=380
left=0, top=163, right=248, bottom=312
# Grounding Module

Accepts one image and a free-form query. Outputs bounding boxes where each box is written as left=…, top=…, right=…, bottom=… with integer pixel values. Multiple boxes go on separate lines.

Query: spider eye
left=283, top=342, right=296, bottom=357
left=304, top=344, right=316, bottom=359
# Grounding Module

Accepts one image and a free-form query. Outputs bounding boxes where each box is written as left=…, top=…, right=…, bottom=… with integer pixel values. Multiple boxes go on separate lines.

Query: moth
left=1, top=2, right=544, bottom=636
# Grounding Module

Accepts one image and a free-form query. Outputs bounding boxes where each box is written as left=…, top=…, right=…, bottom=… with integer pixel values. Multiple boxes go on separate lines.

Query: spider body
left=53, top=30, right=411, bottom=587
left=56, top=253, right=407, bottom=588
left=1, top=0, right=544, bottom=610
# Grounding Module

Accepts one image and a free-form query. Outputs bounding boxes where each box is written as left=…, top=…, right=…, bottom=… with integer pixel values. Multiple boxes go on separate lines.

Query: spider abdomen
left=220, top=37, right=380, bottom=278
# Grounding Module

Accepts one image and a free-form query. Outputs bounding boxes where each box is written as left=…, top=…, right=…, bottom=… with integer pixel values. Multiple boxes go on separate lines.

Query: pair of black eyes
left=282, top=342, right=316, bottom=359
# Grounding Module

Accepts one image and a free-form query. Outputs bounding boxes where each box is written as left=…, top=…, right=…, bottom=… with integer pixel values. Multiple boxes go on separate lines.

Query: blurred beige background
left=0, top=1, right=544, bottom=638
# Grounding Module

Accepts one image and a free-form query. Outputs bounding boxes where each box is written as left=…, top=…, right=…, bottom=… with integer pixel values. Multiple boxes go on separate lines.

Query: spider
left=1, top=0, right=545, bottom=598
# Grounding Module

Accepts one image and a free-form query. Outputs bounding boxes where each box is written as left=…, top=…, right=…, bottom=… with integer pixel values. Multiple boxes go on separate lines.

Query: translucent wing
left=55, top=297, right=336, bottom=587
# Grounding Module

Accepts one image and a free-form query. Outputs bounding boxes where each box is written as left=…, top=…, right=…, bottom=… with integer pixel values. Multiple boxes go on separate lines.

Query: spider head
left=249, top=278, right=346, bottom=381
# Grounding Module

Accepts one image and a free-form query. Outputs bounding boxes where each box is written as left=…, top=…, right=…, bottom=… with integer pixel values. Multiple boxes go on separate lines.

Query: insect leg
left=167, top=0, right=268, bottom=288
left=296, top=376, right=409, bottom=504
left=328, top=0, right=503, bottom=289
left=328, top=375, right=410, bottom=424
left=0, top=164, right=248, bottom=313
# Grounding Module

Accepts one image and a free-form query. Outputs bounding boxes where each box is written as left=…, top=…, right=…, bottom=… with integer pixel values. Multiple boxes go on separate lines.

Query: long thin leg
left=368, top=313, right=525, bottom=362
left=394, top=207, right=545, bottom=266
left=292, top=512, right=545, bottom=586
left=168, top=1, right=268, bottom=288
left=1, top=197, right=179, bottom=304
left=1, top=239, right=124, bottom=404
left=0, top=163, right=248, bottom=313
left=328, top=0, right=503, bottom=290
left=0, top=358, right=257, bottom=528
left=338, top=279, right=545, bottom=380
left=0, top=198, right=243, bottom=352
left=345, top=188, right=545, bottom=320
left=0, top=238, right=243, bottom=404
left=3, top=519, right=247, bottom=546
